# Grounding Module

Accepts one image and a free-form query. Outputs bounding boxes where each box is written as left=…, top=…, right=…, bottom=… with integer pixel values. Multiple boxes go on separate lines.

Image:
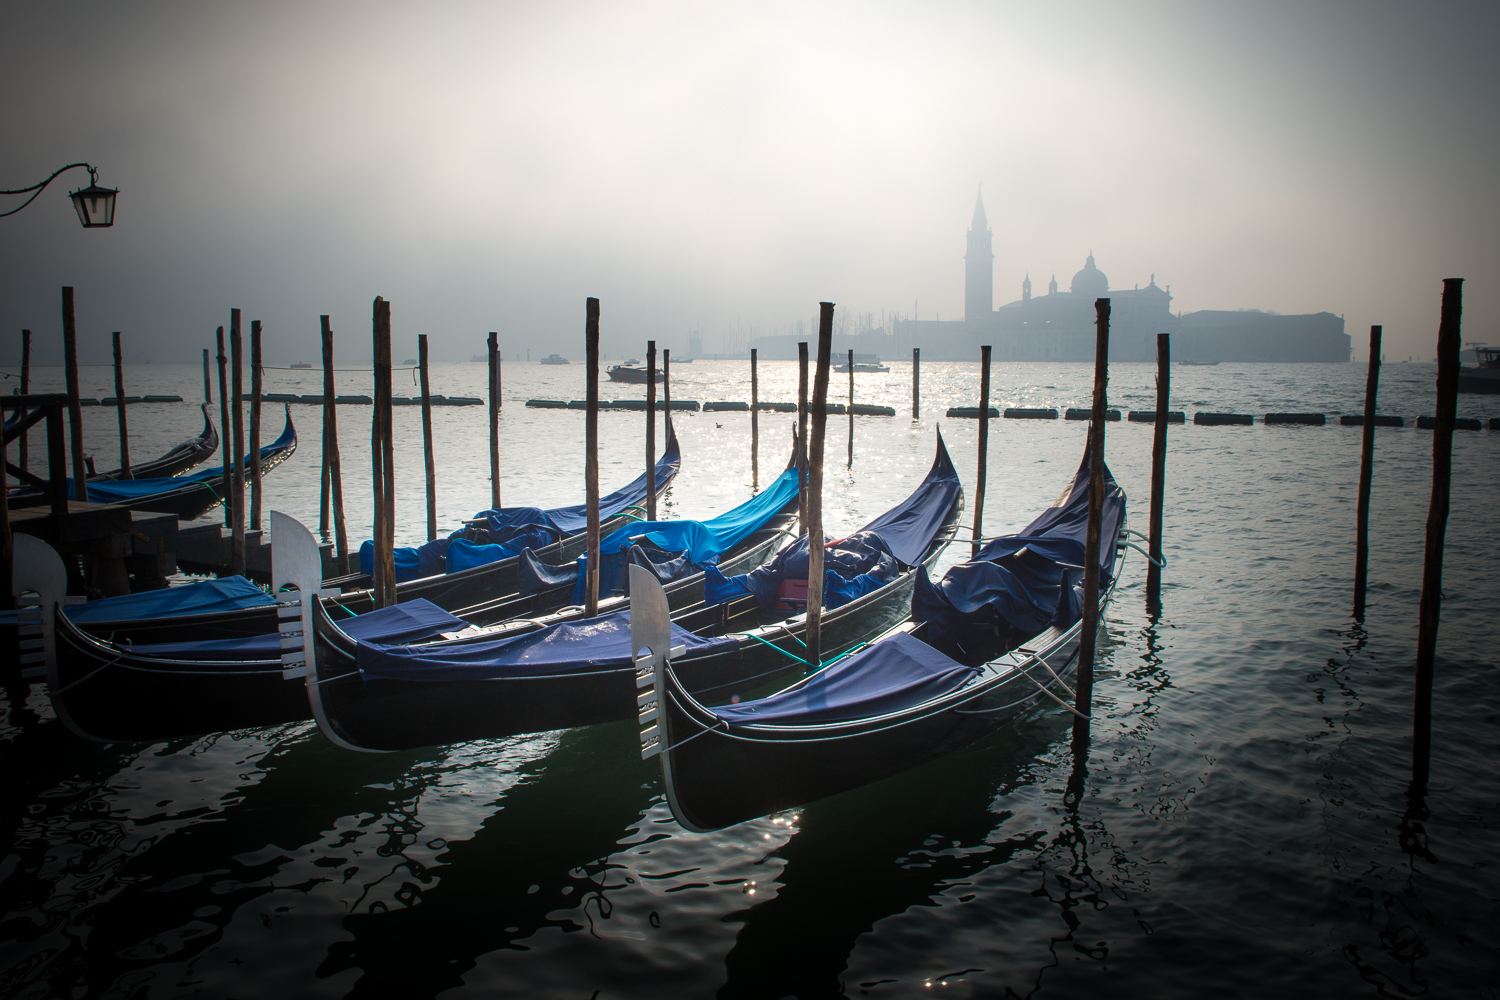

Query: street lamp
left=1, top=162, right=117, bottom=227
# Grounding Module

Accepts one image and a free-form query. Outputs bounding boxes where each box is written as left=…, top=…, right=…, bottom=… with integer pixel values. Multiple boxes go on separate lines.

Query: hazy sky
left=3, top=0, right=1496, bottom=365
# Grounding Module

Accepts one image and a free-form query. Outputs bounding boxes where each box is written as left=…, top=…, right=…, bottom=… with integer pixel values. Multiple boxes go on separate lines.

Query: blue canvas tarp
left=362, top=427, right=682, bottom=581
left=356, top=608, right=736, bottom=682
left=913, top=453, right=1126, bottom=662
left=63, top=576, right=275, bottom=624
left=713, top=632, right=978, bottom=727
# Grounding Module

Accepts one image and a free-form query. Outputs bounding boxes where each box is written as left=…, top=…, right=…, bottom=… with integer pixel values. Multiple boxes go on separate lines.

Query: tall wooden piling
left=663, top=348, right=672, bottom=435
left=216, top=327, right=231, bottom=527
left=1353, top=325, right=1382, bottom=618
left=1147, top=333, right=1170, bottom=604
left=806, top=303, right=835, bottom=668
left=912, top=347, right=920, bottom=420
left=1414, top=280, right=1463, bottom=787
left=419, top=334, right=437, bottom=541
left=646, top=341, right=658, bottom=521
left=249, top=320, right=263, bottom=531
left=488, top=331, right=501, bottom=510
left=19, top=330, right=31, bottom=475
left=61, top=287, right=88, bottom=503
left=202, top=347, right=212, bottom=404
left=1075, top=299, right=1111, bottom=738
left=750, top=349, right=759, bottom=489
left=229, top=310, right=245, bottom=576
left=321, top=316, right=349, bottom=572
left=371, top=298, right=396, bottom=608
left=112, top=331, right=131, bottom=479
left=798, top=342, right=809, bottom=532
left=972, top=345, right=992, bottom=556
left=584, top=298, right=601, bottom=617
left=847, top=349, right=855, bottom=469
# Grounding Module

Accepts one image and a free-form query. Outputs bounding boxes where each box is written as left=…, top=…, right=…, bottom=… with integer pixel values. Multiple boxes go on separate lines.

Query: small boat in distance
left=289, top=362, right=312, bottom=369
left=471, top=354, right=487, bottom=362
left=834, top=353, right=890, bottom=373
left=1459, top=345, right=1500, bottom=394
left=401, top=358, right=418, bottom=366
left=540, top=354, right=569, bottom=365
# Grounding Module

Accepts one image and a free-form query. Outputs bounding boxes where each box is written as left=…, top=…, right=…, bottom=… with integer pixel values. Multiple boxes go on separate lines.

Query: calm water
left=3, top=357, right=1498, bottom=998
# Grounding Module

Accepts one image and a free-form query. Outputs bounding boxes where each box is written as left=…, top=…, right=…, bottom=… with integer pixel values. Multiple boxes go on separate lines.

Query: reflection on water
left=2, top=361, right=1498, bottom=998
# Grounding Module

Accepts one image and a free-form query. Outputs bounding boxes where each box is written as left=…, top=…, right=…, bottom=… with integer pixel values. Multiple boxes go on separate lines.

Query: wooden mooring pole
left=1146, top=332, right=1169, bottom=605
left=1414, top=279, right=1462, bottom=787
left=1075, top=298, right=1111, bottom=739
left=229, top=310, right=245, bottom=576
left=19, top=331, right=31, bottom=475
left=584, top=298, right=601, bottom=617
left=371, top=297, right=396, bottom=608
left=488, top=332, right=501, bottom=510
left=321, top=316, right=349, bottom=572
left=750, top=349, right=759, bottom=489
left=61, top=287, right=88, bottom=503
left=202, top=347, right=212, bottom=404
left=646, top=340, right=657, bottom=521
left=972, top=345, right=991, bottom=556
left=216, top=327, right=230, bottom=527
left=798, top=342, right=809, bottom=532
left=1353, top=325, right=1382, bottom=618
left=249, top=320, right=263, bottom=531
left=419, top=334, right=437, bottom=541
left=112, top=331, right=131, bottom=479
left=847, top=348, right=854, bottom=469
left=663, top=348, right=672, bottom=436
left=912, top=347, right=920, bottom=420
left=807, top=303, right=834, bottom=668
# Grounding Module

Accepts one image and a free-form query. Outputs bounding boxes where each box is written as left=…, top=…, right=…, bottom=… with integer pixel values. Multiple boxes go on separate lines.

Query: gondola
left=637, top=450, right=1129, bottom=832
left=8, top=406, right=297, bottom=519
left=305, top=430, right=962, bottom=752
left=90, top=404, right=220, bottom=481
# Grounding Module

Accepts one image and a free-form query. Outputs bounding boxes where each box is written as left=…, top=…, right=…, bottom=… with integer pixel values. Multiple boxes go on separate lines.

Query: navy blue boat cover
left=356, top=608, right=736, bottom=682
left=360, top=427, right=682, bottom=581
left=123, top=599, right=468, bottom=660
left=703, top=433, right=958, bottom=611
left=913, top=453, right=1125, bottom=662
left=63, top=576, right=275, bottom=623
left=54, top=411, right=295, bottom=505
left=712, top=632, right=978, bottom=727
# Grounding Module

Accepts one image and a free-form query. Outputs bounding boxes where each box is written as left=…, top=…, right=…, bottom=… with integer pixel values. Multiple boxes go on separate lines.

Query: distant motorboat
left=471, top=354, right=487, bottom=363
left=835, top=353, right=890, bottom=373
left=401, top=358, right=418, bottom=366
left=1459, top=345, right=1500, bottom=394
left=540, top=354, right=570, bottom=365
left=289, top=362, right=312, bottom=369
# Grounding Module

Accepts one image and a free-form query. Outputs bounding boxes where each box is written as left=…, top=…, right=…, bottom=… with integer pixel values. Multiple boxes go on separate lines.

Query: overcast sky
left=2, top=0, right=1496, bottom=365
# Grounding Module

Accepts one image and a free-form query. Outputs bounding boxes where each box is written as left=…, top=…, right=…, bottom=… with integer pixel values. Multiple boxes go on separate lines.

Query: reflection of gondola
left=642, top=448, right=1127, bottom=832
left=307, top=432, right=962, bottom=752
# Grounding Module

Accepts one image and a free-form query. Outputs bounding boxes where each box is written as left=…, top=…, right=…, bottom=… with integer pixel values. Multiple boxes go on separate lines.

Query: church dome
left=1070, top=253, right=1109, bottom=298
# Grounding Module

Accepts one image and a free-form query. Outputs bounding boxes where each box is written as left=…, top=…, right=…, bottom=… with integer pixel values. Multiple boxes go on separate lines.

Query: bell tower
left=964, top=190, right=993, bottom=327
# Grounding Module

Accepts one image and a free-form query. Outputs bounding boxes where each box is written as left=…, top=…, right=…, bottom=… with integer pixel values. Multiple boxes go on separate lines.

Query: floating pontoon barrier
left=1339, top=414, right=1403, bottom=427
left=99, top=396, right=143, bottom=406
left=1127, top=410, right=1185, bottom=423
left=946, top=406, right=999, bottom=418
left=526, top=399, right=568, bottom=408
left=97, top=394, right=183, bottom=405
left=848, top=404, right=896, bottom=416
left=703, top=401, right=749, bottom=412
left=266, top=393, right=300, bottom=403
left=1265, top=413, right=1326, bottom=425
left=756, top=401, right=797, bottom=412
left=1492, top=418, right=1500, bottom=431
left=1005, top=407, right=1059, bottom=420
left=336, top=394, right=373, bottom=405
left=1064, top=407, right=1120, bottom=421
left=77, top=398, right=100, bottom=406
left=1195, top=412, right=1254, bottom=426
left=1417, top=416, right=1482, bottom=430
left=445, top=396, right=483, bottom=405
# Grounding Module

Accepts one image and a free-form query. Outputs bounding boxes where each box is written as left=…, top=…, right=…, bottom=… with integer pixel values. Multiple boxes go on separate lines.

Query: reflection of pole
left=112, top=332, right=131, bottom=479
left=61, top=287, right=88, bottom=502
left=1146, top=333, right=1169, bottom=605
left=972, top=346, right=991, bottom=557
left=584, top=299, right=601, bottom=617
left=806, top=303, right=834, bottom=669
left=1414, top=279, right=1462, bottom=788
left=646, top=340, right=657, bottom=521
left=1074, top=299, right=1110, bottom=739
left=1353, top=325, right=1382, bottom=618
left=420, top=334, right=437, bottom=541
left=750, top=349, right=759, bottom=490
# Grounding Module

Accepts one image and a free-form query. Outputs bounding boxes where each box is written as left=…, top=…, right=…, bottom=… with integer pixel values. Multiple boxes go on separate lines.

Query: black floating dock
left=266, top=393, right=300, bottom=403
left=1128, top=410, right=1186, bottom=423
left=77, top=398, right=100, bottom=406
left=336, top=394, right=373, bottom=405
left=1417, top=416, right=1482, bottom=430
left=1339, top=414, right=1404, bottom=427
left=1265, top=413, right=1326, bottom=425
left=849, top=404, right=896, bottom=416
left=527, top=399, right=568, bottom=408
left=1005, top=407, right=1058, bottom=420
left=756, top=402, right=797, bottom=412
left=98, top=395, right=183, bottom=405
left=946, top=406, right=999, bottom=418
left=703, top=401, right=749, bottom=412
left=1195, top=412, right=1254, bottom=426
left=1064, top=408, right=1121, bottom=421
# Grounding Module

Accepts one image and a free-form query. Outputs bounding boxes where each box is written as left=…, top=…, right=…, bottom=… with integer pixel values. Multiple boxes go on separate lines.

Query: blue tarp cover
left=857, top=438, right=962, bottom=566
left=702, top=531, right=897, bottom=611
left=355, top=608, right=736, bottom=682
left=63, top=576, right=275, bottom=623
left=362, top=429, right=682, bottom=581
left=912, top=454, right=1125, bottom=658
left=713, top=632, right=978, bottom=727
left=125, top=598, right=468, bottom=659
